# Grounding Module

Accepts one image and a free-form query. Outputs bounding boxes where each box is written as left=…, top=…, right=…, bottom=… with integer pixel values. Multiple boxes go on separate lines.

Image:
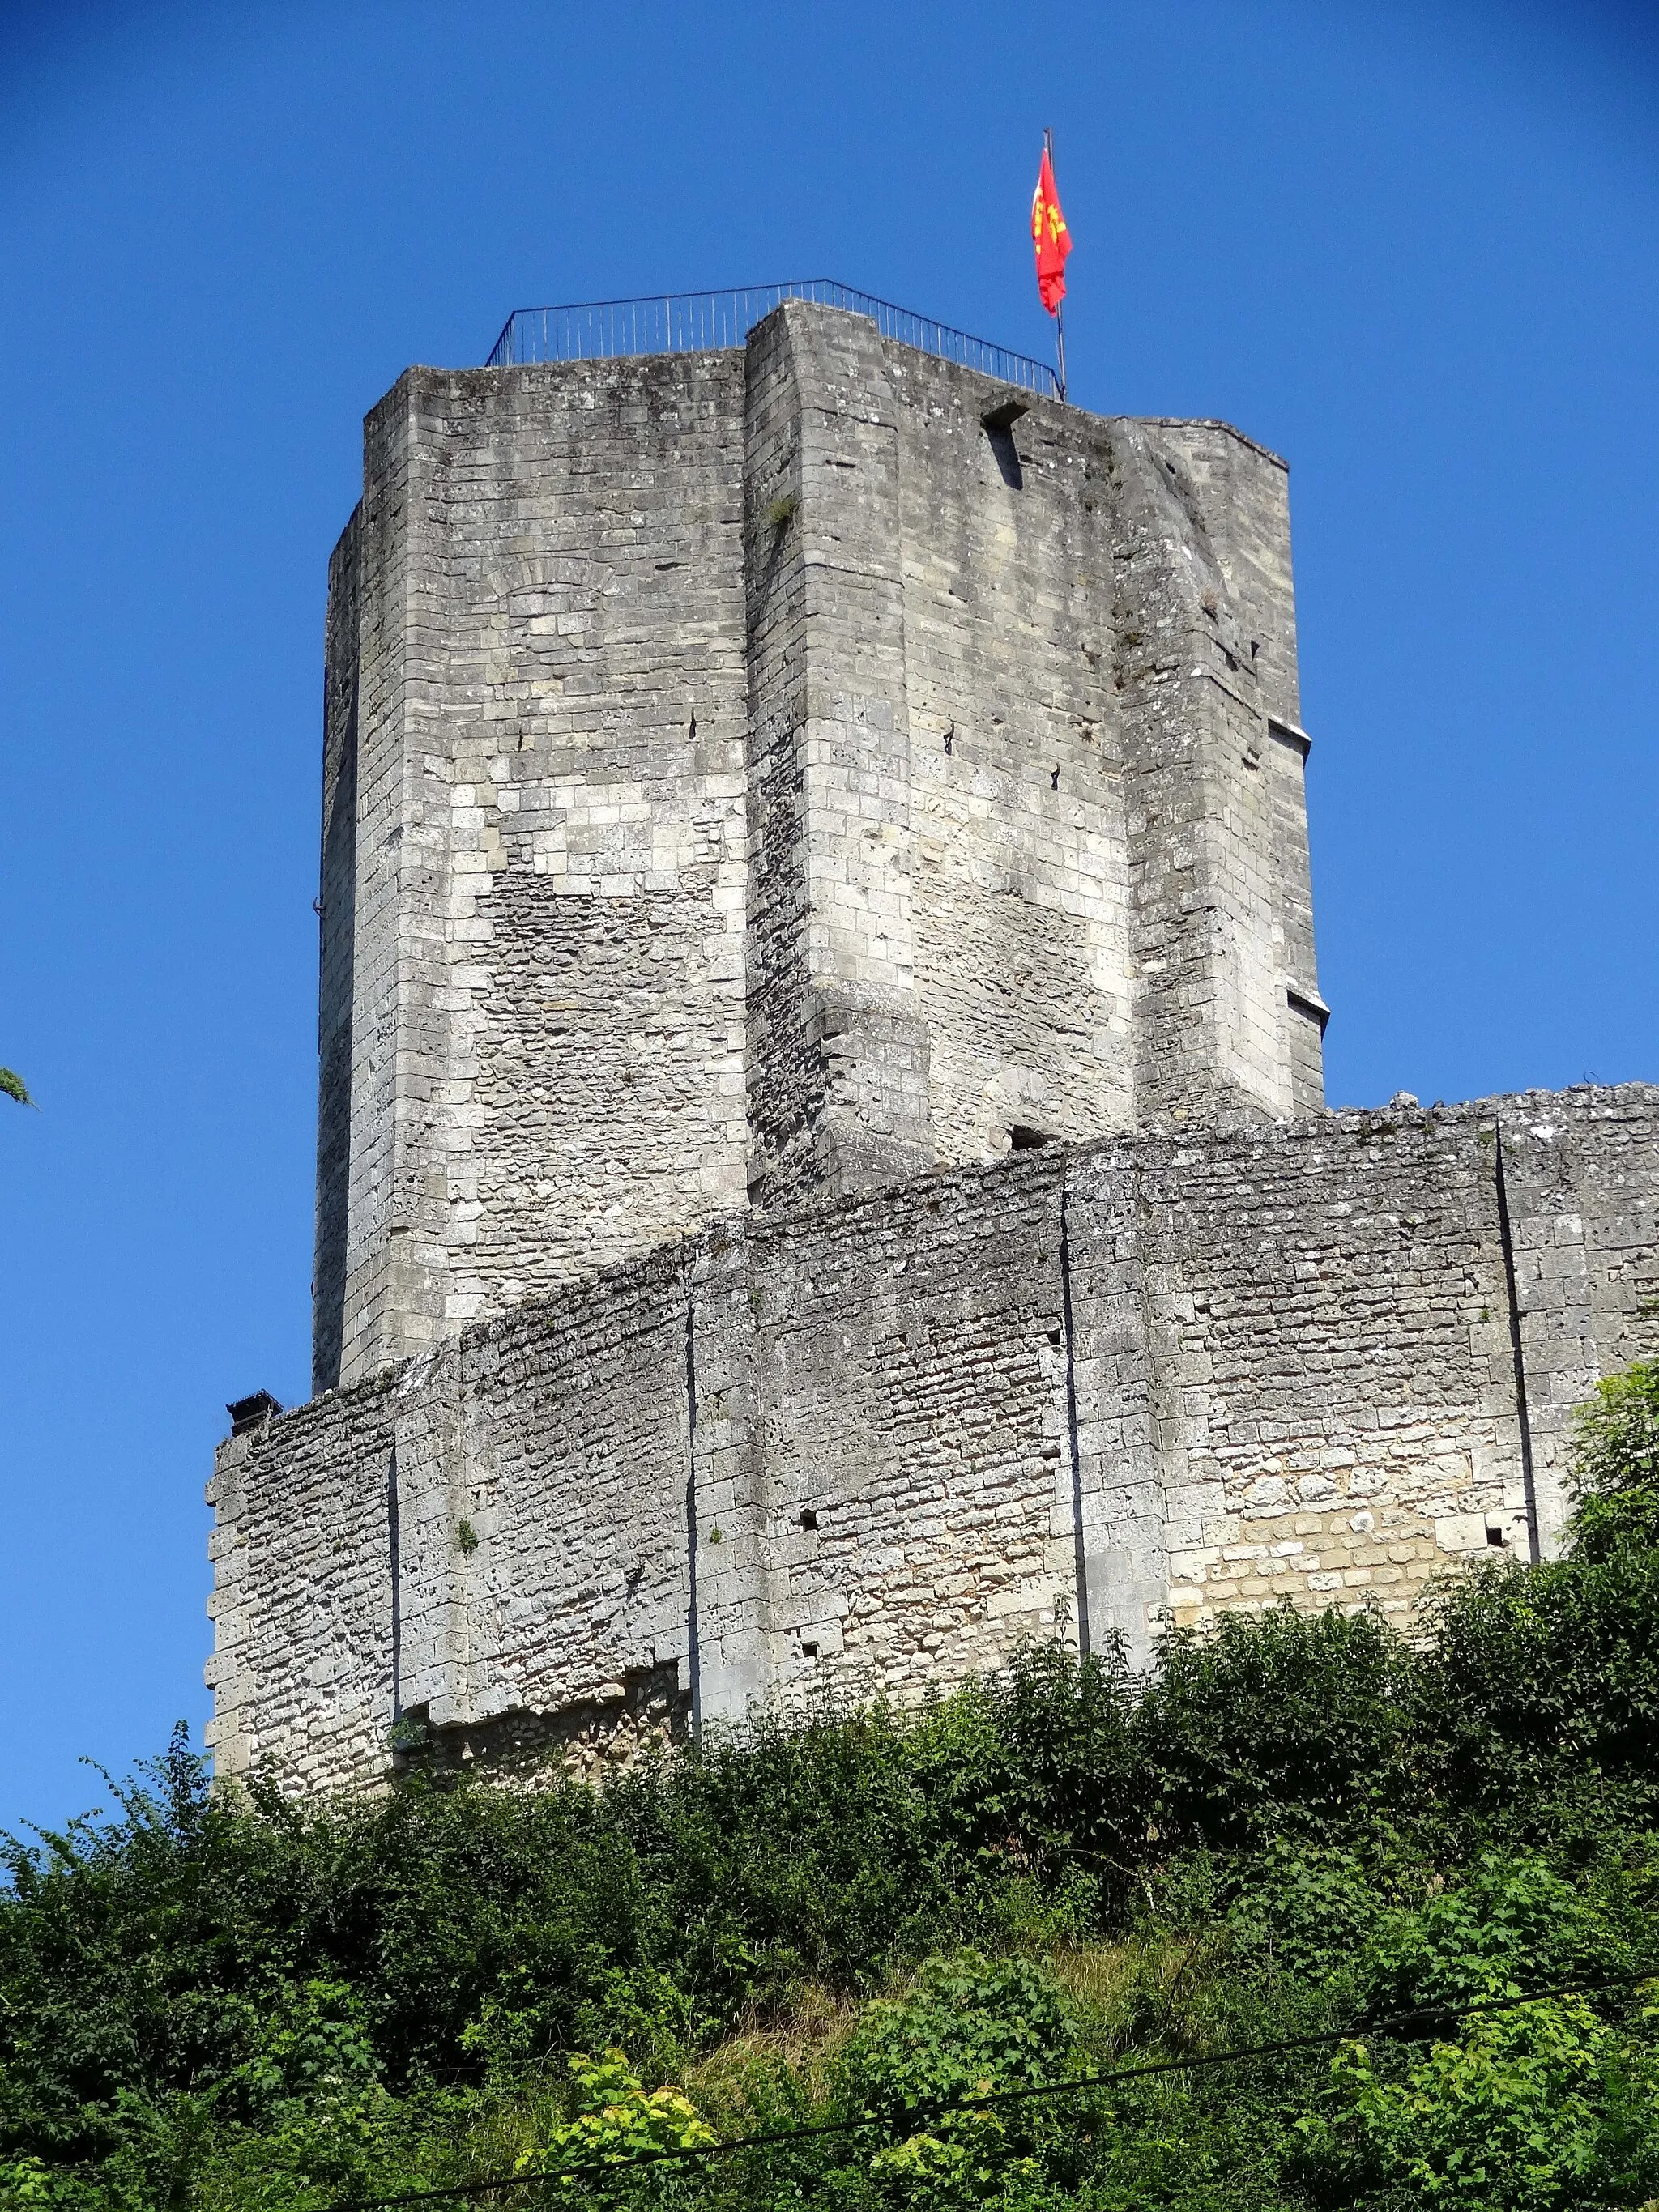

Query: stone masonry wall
left=318, top=354, right=752, bottom=1392
left=1108, top=419, right=1317, bottom=1129
left=894, top=355, right=1134, bottom=1164
left=317, top=306, right=1325, bottom=1391
left=212, top=1084, right=1659, bottom=1794
left=1499, top=1087, right=1659, bottom=1551
left=1148, top=419, right=1324, bottom=1110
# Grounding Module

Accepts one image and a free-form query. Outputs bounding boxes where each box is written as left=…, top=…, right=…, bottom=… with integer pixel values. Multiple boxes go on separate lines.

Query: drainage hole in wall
left=800, top=1641, right=820, bottom=1660
left=1486, top=1525, right=1506, bottom=1547
left=799, top=1508, right=819, bottom=1531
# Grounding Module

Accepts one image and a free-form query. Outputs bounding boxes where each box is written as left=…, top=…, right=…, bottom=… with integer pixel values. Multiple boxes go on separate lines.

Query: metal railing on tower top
left=484, top=281, right=1060, bottom=396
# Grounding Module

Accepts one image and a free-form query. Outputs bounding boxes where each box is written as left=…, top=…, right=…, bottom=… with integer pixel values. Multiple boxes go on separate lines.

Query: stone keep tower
left=313, top=299, right=1324, bottom=1396
left=210, top=294, right=1659, bottom=1792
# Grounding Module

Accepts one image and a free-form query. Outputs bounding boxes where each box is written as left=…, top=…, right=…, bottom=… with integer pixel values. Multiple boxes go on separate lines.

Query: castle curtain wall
left=211, top=1086, right=1659, bottom=1792
left=230, top=307, right=1659, bottom=1803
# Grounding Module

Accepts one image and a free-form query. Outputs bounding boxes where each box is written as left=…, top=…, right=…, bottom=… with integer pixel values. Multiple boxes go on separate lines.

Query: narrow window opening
left=981, top=399, right=1026, bottom=489
left=1286, top=985, right=1332, bottom=1035
left=986, top=428, right=1023, bottom=488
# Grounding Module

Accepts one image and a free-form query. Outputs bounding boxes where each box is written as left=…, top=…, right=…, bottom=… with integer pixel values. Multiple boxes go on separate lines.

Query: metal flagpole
left=1045, top=126, right=1067, bottom=402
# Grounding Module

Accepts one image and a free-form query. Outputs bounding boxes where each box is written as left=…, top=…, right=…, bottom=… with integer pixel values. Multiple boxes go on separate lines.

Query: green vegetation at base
left=4, top=1366, right=1659, bottom=2211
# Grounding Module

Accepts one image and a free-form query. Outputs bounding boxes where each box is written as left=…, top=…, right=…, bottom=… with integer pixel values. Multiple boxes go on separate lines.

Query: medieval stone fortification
left=206, top=299, right=1659, bottom=1793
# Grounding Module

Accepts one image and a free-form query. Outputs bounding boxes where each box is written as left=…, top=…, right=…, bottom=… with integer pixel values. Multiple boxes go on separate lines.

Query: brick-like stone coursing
left=315, top=305, right=1323, bottom=1393
left=318, top=354, right=751, bottom=1391
left=211, top=1086, right=1659, bottom=1793
left=249, top=310, right=1655, bottom=1798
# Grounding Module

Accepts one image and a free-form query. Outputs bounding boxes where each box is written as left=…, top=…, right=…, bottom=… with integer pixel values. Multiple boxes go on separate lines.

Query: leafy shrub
left=1295, top=1853, right=1659, bottom=2210
left=1359, top=1856, right=1626, bottom=2018
left=1568, top=1359, right=1659, bottom=1562
left=1299, top=1997, right=1620, bottom=2210
left=1137, top=1604, right=1415, bottom=1849
left=837, top=1952, right=1078, bottom=2208
left=514, top=2048, right=714, bottom=2184
left=6, top=1362, right=1659, bottom=2209
left=901, top=1639, right=1142, bottom=1914
left=840, top=1951, right=1077, bottom=2125
left=1224, top=1843, right=1384, bottom=1984
left=1412, top=1550, right=1659, bottom=1824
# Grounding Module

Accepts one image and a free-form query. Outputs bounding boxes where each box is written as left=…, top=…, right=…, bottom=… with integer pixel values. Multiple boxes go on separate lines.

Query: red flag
left=1031, top=147, right=1072, bottom=314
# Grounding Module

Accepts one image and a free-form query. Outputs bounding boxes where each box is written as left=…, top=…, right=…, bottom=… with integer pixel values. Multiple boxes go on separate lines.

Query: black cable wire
left=317, top=1960, right=1659, bottom=2211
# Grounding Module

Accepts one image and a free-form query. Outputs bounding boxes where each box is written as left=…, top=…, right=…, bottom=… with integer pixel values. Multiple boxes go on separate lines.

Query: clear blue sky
left=2, top=0, right=1656, bottom=1838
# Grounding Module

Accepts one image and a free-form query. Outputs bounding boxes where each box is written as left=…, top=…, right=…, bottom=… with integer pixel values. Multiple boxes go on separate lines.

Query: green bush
left=1138, top=1605, right=1415, bottom=1851
left=1359, top=1854, right=1627, bottom=2015
left=1297, top=1997, right=1635, bottom=2211
left=5, top=1365, right=1659, bottom=2208
left=1567, top=1359, right=1659, bottom=1562
left=841, top=1950, right=1077, bottom=2122
left=1411, top=1550, right=1659, bottom=1826
left=834, top=1952, right=1081, bottom=2207
left=513, top=2048, right=714, bottom=2185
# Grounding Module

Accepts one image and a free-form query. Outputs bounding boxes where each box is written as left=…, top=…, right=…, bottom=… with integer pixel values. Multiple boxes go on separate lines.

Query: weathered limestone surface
left=233, top=301, right=1652, bottom=1799
left=318, top=352, right=753, bottom=1391
left=211, top=1086, right=1659, bottom=1794
left=314, top=304, right=1320, bottom=1393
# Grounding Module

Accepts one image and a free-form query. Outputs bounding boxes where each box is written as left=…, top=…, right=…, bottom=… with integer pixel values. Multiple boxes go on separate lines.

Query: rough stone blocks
left=208, top=302, right=1654, bottom=1795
